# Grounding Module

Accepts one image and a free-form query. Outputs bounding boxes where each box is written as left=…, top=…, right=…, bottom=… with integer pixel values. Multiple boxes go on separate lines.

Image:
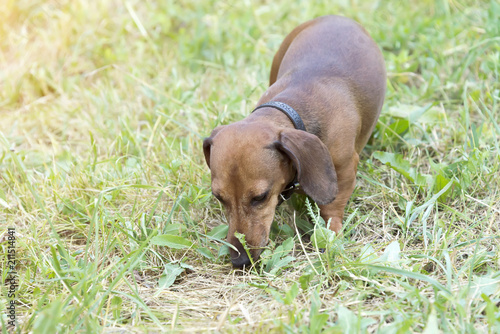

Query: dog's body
left=204, top=15, right=386, bottom=267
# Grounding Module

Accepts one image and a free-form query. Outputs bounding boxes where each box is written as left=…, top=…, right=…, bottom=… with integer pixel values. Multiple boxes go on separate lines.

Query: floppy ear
left=275, top=129, right=337, bottom=205
left=203, top=126, right=226, bottom=169
left=202, top=137, right=213, bottom=168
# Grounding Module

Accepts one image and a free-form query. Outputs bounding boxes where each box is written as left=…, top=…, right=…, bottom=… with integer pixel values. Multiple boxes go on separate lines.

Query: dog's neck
left=252, top=101, right=306, bottom=131
left=246, top=105, right=297, bottom=131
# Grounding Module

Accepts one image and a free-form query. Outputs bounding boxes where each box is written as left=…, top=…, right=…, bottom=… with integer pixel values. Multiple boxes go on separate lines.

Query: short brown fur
left=204, top=15, right=386, bottom=267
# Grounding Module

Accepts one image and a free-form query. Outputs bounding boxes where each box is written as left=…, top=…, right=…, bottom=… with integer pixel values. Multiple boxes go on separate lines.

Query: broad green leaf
left=32, top=299, right=64, bottom=333
left=377, top=241, right=401, bottom=265
left=283, top=283, right=299, bottom=305
left=163, top=223, right=186, bottom=235
left=336, top=306, right=357, bottom=334
left=278, top=223, right=295, bottom=237
left=385, top=103, right=433, bottom=123
left=385, top=241, right=401, bottom=262
left=335, top=305, right=380, bottom=333
left=388, top=118, right=409, bottom=135
left=358, top=264, right=451, bottom=296
left=481, top=293, right=500, bottom=328
left=281, top=237, right=295, bottom=253
left=471, top=276, right=500, bottom=297
left=265, top=237, right=295, bottom=273
left=373, top=151, right=413, bottom=181
left=110, top=296, right=122, bottom=307
left=269, top=256, right=296, bottom=276
left=196, top=247, right=214, bottom=260
left=299, top=273, right=314, bottom=290
left=310, top=289, right=322, bottom=318
left=373, top=151, right=431, bottom=186
left=295, top=217, right=314, bottom=234
left=311, top=226, right=335, bottom=249
left=310, top=313, right=329, bottom=334
left=218, top=245, right=230, bottom=257
left=422, top=305, right=439, bottom=334
left=408, top=103, right=433, bottom=123
left=150, top=235, right=194, bottom=249
left=110, top=296, right=122, bottom=319
left=433, top=173, right=453, bottom=201
left=359, top=243, right=377, bottom=264
left=159, top=263, right=185, bottom=289
left=208, top=224, right=228, bottom=239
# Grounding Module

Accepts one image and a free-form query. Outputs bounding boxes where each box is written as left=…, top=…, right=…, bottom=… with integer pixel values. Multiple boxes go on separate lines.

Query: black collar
left=252, top=101, right=304, bottom=204
left=278, top=179, right=300, bottom=205
left=252, top=101, right=307, bottom=132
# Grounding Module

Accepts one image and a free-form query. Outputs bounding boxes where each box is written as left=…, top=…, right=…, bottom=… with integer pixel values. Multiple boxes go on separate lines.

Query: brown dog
left=203, top=15, right=386, bottom=267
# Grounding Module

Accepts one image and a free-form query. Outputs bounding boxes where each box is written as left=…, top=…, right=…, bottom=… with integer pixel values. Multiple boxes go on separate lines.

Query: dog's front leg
left=318, top=152, right=359, bottom=234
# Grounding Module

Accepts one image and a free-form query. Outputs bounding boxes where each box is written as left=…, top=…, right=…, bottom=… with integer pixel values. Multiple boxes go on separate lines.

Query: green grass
left=1, top=0, right=499, bottom=332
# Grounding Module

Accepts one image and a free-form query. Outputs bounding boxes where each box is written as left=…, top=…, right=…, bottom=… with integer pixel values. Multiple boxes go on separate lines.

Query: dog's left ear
left=275, top=129, right=338, bottom=205
left=203, top=126, right=226, bottom=169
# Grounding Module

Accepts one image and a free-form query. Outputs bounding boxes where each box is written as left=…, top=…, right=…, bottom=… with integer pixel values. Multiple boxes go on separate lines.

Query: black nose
left=231, top=252, right=251, bottom=268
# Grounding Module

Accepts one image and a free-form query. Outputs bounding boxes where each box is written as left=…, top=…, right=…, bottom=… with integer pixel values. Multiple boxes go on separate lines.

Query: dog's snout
left=227, top=225, right=269, bottom=267
left=231, top=252, right=251, bottom=268
left=229, top=238, right=252, bottom=268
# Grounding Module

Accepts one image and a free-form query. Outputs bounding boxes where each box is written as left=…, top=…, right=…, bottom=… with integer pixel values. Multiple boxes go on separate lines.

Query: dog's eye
left=251, top=192, right=268, bottom=205
left=212, top=193, right=224, bottom=203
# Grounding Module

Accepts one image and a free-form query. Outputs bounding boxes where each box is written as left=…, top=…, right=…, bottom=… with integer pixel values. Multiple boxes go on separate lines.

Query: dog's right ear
left=203, top=126, right=225, bottom=169
left=275, top=129, right=338, bottom=205
left=202, top=137, right=213, bottom=168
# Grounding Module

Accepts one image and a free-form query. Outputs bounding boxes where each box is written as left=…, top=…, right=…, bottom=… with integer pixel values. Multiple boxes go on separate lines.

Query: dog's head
left=203, top=122, right=337, bottom=267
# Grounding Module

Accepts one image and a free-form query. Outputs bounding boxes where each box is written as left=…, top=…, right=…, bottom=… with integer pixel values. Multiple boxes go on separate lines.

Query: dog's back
left=267, top=15, right=386, bottom=150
